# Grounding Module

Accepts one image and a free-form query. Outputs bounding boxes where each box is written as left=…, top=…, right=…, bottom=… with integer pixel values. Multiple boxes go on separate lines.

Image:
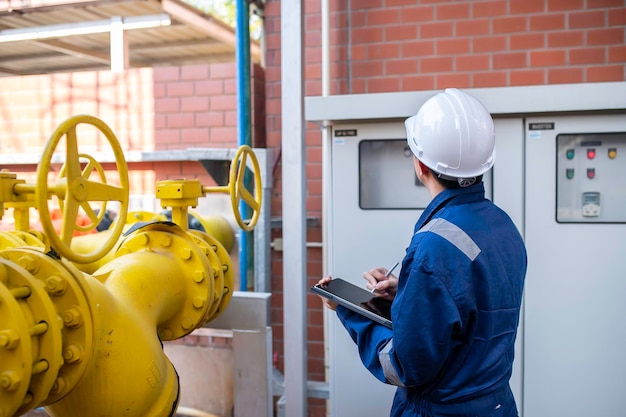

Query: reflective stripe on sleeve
left=379, top=339, right=405, bottom=386
left=416, top=218, right=481, bottom=261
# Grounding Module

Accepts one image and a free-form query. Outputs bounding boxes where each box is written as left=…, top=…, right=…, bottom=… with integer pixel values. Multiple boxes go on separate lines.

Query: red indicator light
left=587, top=149, right=596, bottom=159
left=587, top=168, right=595, bottom=179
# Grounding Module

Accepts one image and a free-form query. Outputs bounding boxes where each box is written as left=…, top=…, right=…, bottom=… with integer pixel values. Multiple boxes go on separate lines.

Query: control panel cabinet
left=525, top=114, right=626, bottom=417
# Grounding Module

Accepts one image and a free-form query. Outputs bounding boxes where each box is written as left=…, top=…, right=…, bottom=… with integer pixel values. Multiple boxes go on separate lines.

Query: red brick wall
left=154, top=63, right=266, bottom=153
left=151, top=62, right=265, bottom=185
left=326, top=0, right=625, bottom=93
left=263, top=1, right=625, bottom=416
left=0, top=62, right=265, bottom=193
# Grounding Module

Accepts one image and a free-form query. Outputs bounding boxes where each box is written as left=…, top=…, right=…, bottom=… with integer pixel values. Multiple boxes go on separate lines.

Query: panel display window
left=556, top=132, right=626, bottom=223
left=359, top=139, right=431, bottom=209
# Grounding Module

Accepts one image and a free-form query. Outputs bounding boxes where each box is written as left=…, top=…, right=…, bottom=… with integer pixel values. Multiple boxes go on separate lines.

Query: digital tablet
left=311, top=278, right=393, bottom=329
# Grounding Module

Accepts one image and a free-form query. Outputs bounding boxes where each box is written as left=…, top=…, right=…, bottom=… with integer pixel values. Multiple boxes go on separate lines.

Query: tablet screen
left=312, top=278, right=392, bottom=327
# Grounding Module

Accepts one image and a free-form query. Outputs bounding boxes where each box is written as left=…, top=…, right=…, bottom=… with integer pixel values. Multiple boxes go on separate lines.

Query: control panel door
left=524, top=114, right=626, bottom=417
left=327, top=121, right=498, bottom=416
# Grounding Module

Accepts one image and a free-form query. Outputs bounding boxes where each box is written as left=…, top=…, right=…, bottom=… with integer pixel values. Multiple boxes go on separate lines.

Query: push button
left=608, top=148, right=617, bottom=159
left=587, top=149, right=596, bottom=159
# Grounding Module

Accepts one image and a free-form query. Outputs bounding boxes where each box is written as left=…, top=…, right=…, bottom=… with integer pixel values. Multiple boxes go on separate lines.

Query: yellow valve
left=0, top=171, right=28, bottom=222
left=220, top=145, right=263, bottom=232
left=0, top=116, right=130, bottom=264
left=157, top=145, right=263, bottom=233
left=0, top=169, right=36, bottom=232
left=2, top=198, right=35, bottom=233
left=156, top=179, right=204, bottom=232
left=36, top=115, right=130, bottom=264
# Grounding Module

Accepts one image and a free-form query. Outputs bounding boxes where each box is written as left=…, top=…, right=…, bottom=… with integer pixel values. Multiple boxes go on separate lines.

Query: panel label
left=334, top=129, right=357, bottom=137
left=529, top=122, right=555, bottom=130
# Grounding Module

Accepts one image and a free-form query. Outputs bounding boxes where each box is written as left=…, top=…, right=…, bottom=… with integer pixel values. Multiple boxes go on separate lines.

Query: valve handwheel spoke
left=64, top=126, right=82, bottom=180
left=81, top=201, right=100, bottom=225
left=36, top=115, right=129, bottom=263
left=235, top=152, right=261, bottom=212
left=58, top=153, right=110, bottom=233
left=228, top=145, right=262, bottom=232
left=60, top=193, right=81, bottom=245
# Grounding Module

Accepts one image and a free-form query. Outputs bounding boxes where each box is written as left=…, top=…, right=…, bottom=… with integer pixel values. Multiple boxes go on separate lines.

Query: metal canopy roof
left=0, top=0, right=262, bottom=76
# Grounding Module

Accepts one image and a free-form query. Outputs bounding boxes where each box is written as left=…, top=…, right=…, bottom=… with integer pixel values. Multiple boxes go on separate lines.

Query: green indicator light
left=566, top=149, right=575, bottom=160
left=566, top=168, right=574, bottom=179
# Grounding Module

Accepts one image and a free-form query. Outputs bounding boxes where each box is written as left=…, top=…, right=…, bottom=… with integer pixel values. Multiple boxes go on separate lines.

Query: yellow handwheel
left=57, top=153, right=108, bottom=233
left=35, top=115, right=129, bottom=263
left=228, top=145, right=262, bottom=232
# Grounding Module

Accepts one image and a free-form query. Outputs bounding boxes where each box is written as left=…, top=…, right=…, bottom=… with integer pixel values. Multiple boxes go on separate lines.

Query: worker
left=93, top=208, right=118, bottom=232
left=317, top=88, right=527, bottom=417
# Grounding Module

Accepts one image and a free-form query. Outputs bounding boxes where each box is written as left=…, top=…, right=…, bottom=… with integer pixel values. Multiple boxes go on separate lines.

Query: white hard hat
left=405, top=88, right=495, bottom=181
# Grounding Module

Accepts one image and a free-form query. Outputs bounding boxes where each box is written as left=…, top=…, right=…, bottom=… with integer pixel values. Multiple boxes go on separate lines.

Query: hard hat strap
left=434, top=170, right=477, bottom=188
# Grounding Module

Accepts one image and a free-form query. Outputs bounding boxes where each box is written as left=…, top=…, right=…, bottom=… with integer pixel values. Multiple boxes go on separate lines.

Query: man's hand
left=315, top=276, right=338, bottom=311
left=363, top=267, right=398, bottom=301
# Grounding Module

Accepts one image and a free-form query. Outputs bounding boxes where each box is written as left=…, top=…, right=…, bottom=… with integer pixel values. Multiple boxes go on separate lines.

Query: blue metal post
left=236, top=0, right=252, bottom=291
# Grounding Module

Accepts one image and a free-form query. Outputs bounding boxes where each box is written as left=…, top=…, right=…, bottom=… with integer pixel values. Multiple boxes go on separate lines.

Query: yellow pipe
left=0, top=222, right=232, bottom=417
left=192, top=214, right=235, bottom=253
left=46, top=272, right=181, bottom=417
left=68, top=229, right=124, bottom=275
left=47, top=225, right=219, bottom=416
left=96, top=250, right=207, bottom=331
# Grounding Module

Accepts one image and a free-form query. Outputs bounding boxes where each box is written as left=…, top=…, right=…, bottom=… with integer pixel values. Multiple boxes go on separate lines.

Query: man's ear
left=416, top=159, right=430, bottom=177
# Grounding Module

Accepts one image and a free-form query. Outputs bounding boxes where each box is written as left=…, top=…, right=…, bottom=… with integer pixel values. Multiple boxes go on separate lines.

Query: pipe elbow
left=47, top=295, right=180, bottom=417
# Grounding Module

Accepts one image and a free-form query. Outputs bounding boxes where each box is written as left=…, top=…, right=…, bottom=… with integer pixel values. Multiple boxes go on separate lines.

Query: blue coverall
left=336, top=182, right=527, bottom=417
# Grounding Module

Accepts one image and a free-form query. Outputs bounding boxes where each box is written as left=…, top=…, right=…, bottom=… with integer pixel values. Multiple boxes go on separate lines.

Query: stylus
left=371, top=261, right=400, bottom=293
left=385, top=261, right=400, bottom=277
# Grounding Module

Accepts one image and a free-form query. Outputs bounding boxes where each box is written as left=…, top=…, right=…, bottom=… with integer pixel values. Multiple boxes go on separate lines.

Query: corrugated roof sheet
left=0, top=0, right=261, bottom=76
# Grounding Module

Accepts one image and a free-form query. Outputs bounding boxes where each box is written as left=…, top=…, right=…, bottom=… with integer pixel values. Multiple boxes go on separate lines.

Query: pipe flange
left=0, top=232, right=28, bottom=251
left=0, top=252, right=64, bottom=415
left=189, top=231, right=234, bottom=323
left=0, top=248, right=95, bottom=405
left=117, top=228, right=215, bottom=341
left=10, top=231, right=46, bottom=249
left=187, top=231, right=225, bottom=324
left=0, top=263, right=33, bottom=417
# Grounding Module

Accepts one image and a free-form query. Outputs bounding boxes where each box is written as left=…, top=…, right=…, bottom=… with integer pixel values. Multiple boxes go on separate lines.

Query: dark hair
left=428, top=167, right=483, bottom=189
